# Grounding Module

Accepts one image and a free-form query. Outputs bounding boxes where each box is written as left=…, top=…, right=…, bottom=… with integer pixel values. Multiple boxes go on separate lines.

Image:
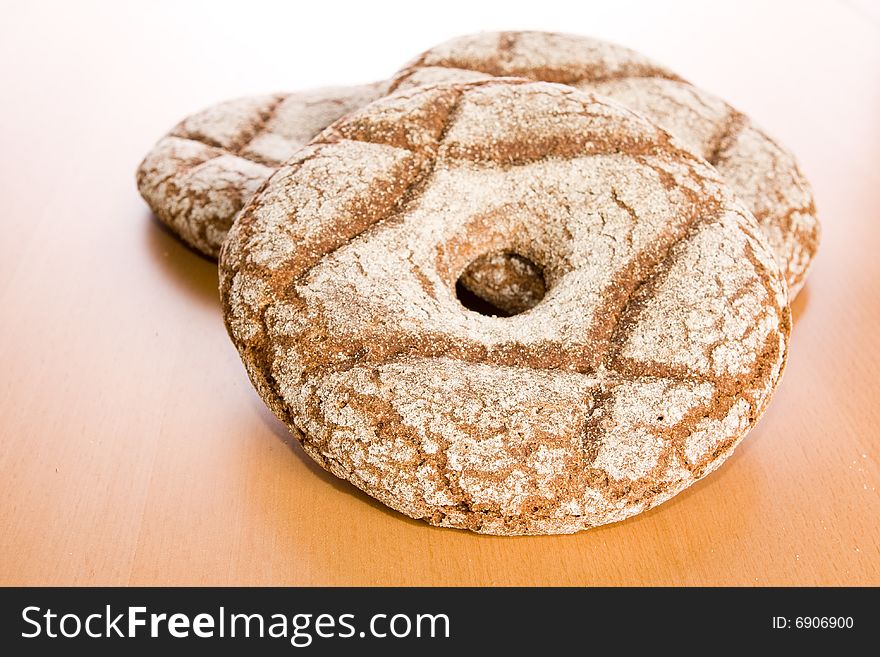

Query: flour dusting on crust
left=136, top=83, right=388, bottom=257
left=392, top=31, right=820, bottom=296
left=220, top=79, right=790, bottom=535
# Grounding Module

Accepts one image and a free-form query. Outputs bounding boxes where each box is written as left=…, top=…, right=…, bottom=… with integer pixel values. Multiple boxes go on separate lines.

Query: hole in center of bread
left=456, top=251, right=546, bottom=317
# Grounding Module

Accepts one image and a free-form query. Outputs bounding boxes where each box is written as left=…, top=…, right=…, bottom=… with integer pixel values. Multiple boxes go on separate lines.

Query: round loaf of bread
left=136, top=82, right=387, bottom=257
left=391, top=31, right=820, bottom=297
left=220, top=79, right=790, bottom=535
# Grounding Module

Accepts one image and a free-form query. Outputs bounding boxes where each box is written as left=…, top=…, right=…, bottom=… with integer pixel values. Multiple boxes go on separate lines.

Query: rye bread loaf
left=391, top=31, right=820, bottom=298
left=219, top=79, right=790, bottom=535
left=137, top=83, right=387, bottom=257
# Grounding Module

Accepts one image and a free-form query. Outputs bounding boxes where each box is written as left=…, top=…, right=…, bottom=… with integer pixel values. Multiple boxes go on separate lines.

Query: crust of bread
left=137, top=33, right=818, bottom=298
left=136, top=83, right=388, bottom=257
left=219, top=80, right=790, bottom=535
left=391, top=31, right=819, bottom=296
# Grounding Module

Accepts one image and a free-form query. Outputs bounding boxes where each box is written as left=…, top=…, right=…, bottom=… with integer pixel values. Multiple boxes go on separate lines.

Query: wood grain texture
left=0, top=0, right=877, bottom=585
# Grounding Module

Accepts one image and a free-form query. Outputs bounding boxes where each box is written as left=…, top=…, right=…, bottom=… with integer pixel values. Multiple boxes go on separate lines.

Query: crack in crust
left=219, top=79, right=791, bottom=536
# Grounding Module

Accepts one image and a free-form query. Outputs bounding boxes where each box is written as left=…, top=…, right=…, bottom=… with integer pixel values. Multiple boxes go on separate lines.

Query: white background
left=2, top=0, right=877, bottom=159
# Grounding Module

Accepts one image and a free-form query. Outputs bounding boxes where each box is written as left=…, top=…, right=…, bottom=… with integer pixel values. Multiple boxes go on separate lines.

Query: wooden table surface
left=1, top=0, right=878, bottom=586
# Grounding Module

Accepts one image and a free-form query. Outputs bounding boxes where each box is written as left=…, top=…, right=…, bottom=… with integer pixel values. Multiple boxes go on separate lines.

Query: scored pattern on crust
left=137, top=32, right=818, bottom=301
left=136, top=82, right=388, bottom=257
left=390, top=31, right=819, bottom=296
left=219, top=80, right=791, bottom=535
